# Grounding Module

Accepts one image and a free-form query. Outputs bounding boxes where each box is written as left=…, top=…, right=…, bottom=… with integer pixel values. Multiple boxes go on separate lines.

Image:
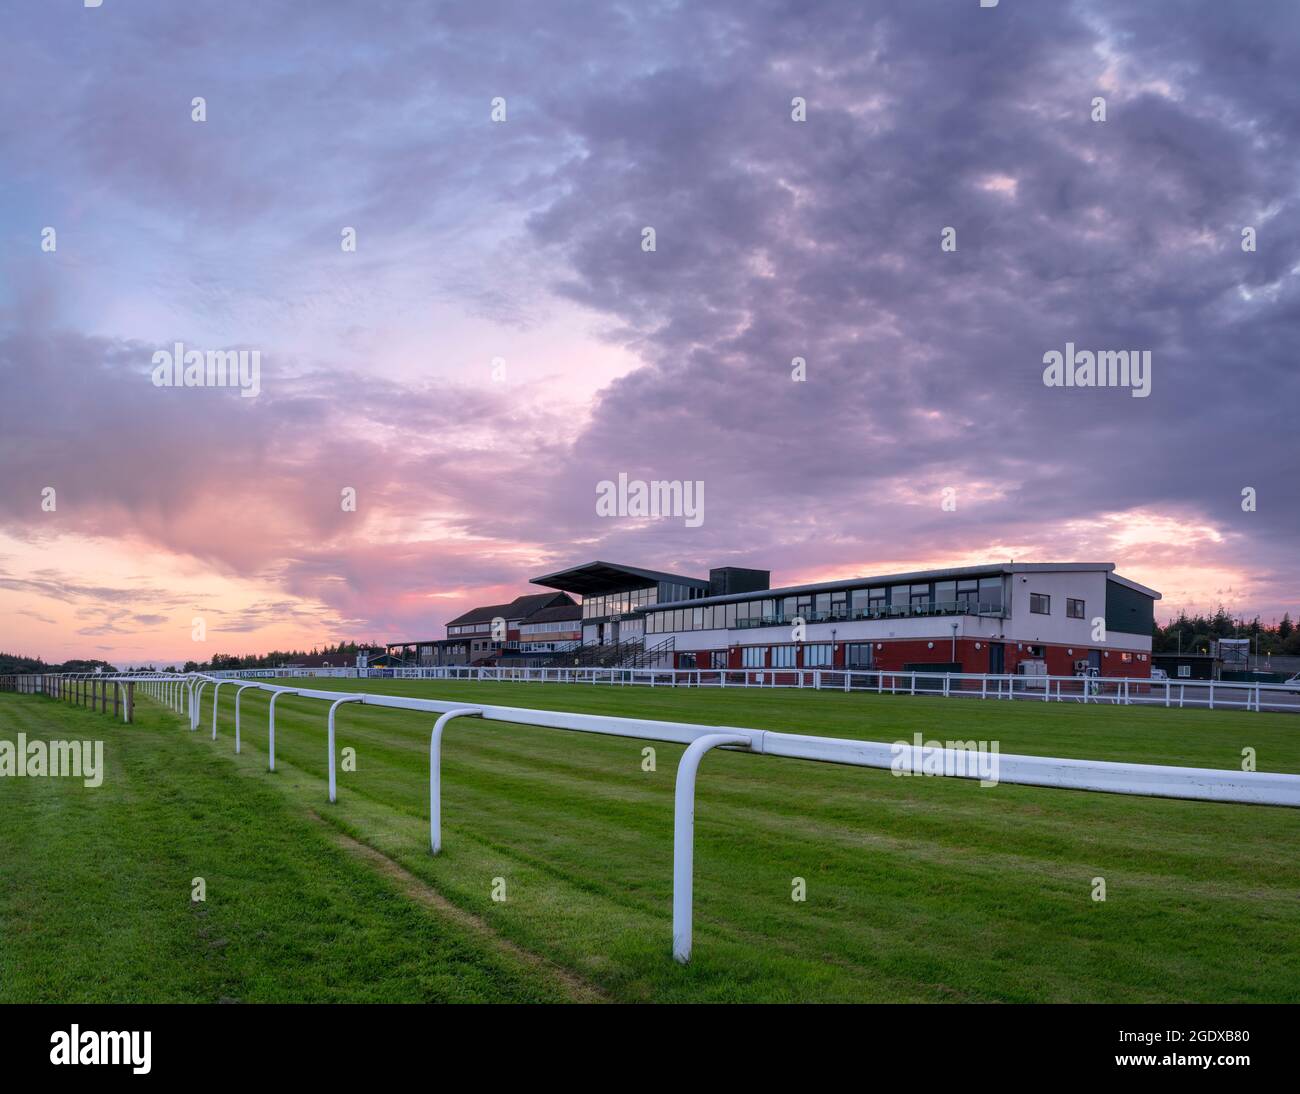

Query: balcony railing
left=729, top=601, right=1005, bottom=630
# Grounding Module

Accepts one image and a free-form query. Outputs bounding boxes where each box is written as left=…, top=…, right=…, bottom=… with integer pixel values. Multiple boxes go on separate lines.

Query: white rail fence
left=206, top=664, right=1300, bottom=713
left=7, top=670, right=1300, bottom=962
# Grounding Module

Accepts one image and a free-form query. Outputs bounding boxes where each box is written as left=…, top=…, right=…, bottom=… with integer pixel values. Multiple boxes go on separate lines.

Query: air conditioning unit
left=1018, top=659, right=1048, bottom=687
left=1073, top=659, right=1090, bottom=675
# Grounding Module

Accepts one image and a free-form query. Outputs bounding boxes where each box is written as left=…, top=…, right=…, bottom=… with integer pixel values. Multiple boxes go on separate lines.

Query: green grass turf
left=0, top=693, right=575, bottom=1003
left=4, top=679, right=1299, bottom=1002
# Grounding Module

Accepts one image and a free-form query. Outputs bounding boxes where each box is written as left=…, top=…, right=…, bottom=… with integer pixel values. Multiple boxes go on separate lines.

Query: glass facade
left=579, top=581, right=708, bottom=620
left=644, top=574, right=1006, bottom=634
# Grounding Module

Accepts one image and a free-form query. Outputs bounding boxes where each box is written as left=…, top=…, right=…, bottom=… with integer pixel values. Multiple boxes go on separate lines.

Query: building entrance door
left=988, top=642, right=1005, bottom=674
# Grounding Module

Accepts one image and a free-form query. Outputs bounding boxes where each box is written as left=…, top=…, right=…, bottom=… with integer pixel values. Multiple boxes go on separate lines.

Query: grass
left=0, top=694, right=576, bottom=1003
left=3, top=678, right=1298, bottom=1002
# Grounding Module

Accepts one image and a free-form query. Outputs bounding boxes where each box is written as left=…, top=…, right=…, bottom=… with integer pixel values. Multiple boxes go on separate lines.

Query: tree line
left=1153, top=609, right=1297, bottom=656
left=0, top=640, right=377, bottom=675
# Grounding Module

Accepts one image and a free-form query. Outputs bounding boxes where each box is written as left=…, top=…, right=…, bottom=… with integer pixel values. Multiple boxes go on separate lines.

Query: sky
left=0, top=0, right=1296, bottom=666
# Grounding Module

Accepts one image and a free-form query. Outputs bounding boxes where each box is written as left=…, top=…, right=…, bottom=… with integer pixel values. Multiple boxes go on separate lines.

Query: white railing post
left=211, top=679, right=231, bottom=740
left=327, top=696, right=365, bottom=803
left=192, top=681, right=207, bottom=730
left=428, top=708, right=484, bottom=853
left=672, top=731, right=756, bottom=964
left=233, top=683, right=256, bottom=753
left=266, top=688, right=296, bottom=772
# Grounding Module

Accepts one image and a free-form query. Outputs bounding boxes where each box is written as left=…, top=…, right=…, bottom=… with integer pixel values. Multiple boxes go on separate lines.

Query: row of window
left=448, top=622, right=493, bottom=635
left=581, top=585, right=660, bottom=619
left=646, top=577, right=1006, bottom=634
left=726, top=643, right=861, bottom=669
left=519, top=620, right=580, bottom=634
left=1029, top=594, right=1087, bottom=619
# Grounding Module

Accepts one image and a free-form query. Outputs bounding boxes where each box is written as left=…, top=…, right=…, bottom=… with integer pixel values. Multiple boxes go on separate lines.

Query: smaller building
left=387, top=590, right=578, bottom=667
left=1152, top=653, right=1214, bottom=680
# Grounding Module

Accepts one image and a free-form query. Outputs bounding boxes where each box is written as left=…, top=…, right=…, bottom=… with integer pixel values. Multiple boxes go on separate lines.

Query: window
left=1120, top=652, right=1132, bottom=663
left=741, top=646, right=766, bottom=668
left=956, top=579, right=979, bottom=610
left=1067, top=598, right=1085, bottom=619
left=804, top=644, right=833, bottom=667
left=771, top=646, right=796, bottom=668
left=1025, top=644, right=1045, bottom=657
left=933, top=581, right=956, bottom=612
left=845, top=643, right=873, bottom=667
left=1030, top=593, right=1051, bottom=615
left=978, top=576, right=1003, bottom=612
left=909, top=584, right=931, bottom=612
left=1178, top=665, right=1191, bottom=678
left=710, top=651, right=728, bottom=669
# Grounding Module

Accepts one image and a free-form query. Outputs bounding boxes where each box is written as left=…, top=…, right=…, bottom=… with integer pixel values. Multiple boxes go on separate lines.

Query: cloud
left=1, top=0, right=1297, bottom=661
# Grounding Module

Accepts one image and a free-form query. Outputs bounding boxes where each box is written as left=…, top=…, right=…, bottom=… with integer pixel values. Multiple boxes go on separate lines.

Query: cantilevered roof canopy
left=530, top=560, right=708, bottom=597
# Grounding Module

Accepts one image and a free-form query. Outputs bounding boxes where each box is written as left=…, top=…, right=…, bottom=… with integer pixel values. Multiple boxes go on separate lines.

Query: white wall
left=658, top=568, right=1153, bottom=654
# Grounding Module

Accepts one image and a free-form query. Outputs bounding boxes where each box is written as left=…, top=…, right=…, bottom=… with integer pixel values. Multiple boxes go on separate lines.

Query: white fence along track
left=204, top=664, right=1300, bottom=714
left=5, top=670, right=1300, bottom=963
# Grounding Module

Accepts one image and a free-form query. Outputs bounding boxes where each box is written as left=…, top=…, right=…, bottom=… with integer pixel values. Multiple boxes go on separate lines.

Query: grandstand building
left=636, top=562, right=1158, bottom=677
left=387, top=560, right=1159, bottom=677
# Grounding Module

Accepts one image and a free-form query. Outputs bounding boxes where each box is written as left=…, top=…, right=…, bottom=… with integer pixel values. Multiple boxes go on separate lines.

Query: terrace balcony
left=730, top=601, right=1006, bottom=630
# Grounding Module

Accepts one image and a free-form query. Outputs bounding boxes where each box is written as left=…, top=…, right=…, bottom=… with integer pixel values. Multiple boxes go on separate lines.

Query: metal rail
left=8, top=671, right=1300, bottom=963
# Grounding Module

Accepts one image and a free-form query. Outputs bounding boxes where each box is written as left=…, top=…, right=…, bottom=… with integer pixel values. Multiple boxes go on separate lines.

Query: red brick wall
left=684, top=636, right=1151, bottom=677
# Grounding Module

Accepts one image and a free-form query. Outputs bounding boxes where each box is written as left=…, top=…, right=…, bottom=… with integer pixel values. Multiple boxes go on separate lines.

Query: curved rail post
left=672, top=732, right=755, bottom=964
left=428, top=708, right=484, bottom=853
left=267, top=688, right=299, bottom=772
left=211, top=679, right=232, bottom=740
left=233, top=684, right=257, bottom=753
left=192, top=681, right=208, bottom=731
left=327, top=696, right=365, bottom=803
